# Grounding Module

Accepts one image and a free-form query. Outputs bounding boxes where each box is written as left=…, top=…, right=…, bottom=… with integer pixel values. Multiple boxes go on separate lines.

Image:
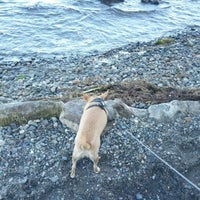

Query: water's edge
left=1, top=0, right=200, bottom=61
left=1, top=25, right=199, bottom=63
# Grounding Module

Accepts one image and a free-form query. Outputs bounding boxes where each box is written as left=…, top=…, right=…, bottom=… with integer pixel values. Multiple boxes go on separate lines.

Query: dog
left=70, top=92, right=108, bottom=178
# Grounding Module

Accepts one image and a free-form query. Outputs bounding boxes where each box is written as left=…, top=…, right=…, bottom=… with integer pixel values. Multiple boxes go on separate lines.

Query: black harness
left=86, top=98, right=107, bottom=114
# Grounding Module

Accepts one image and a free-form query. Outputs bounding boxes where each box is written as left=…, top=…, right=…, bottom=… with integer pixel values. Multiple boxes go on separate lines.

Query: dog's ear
left=83, top=94, right=90, bottom=102
left=100, top=91, right=108, bottom=100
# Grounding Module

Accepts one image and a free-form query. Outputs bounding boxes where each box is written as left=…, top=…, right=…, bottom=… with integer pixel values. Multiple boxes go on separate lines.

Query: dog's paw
left=70, top=170, right=75, bottom=178
left=94, top=166, right=100, bottom=173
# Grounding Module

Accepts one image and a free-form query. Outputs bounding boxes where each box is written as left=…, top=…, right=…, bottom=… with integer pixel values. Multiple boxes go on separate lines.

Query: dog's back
left=78, top=106, right=107, bottom=138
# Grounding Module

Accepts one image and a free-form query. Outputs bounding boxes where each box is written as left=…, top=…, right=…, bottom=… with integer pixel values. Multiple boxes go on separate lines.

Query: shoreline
left=1, top=25, right=199, bottom=62
left=0, top=26, right=200, bottom=199
left=1, top=26, right=200, bottom=103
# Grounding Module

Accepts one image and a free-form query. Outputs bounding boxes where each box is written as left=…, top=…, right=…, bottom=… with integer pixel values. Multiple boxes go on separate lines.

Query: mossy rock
left=16, top=74, right=27, bottom=81
left=0, top=101, right=63, bottom=126
left=155, top=38, right=174, bottom=45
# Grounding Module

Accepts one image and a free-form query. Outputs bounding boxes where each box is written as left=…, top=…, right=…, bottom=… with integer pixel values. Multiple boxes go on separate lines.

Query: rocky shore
left=0, top=26, right=200, bottom=199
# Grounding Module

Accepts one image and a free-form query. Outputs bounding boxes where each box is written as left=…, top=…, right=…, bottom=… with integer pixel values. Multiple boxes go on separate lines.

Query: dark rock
left=100, top=0, right=124, bottom=6
left=141, top=0, right=160, bottom=5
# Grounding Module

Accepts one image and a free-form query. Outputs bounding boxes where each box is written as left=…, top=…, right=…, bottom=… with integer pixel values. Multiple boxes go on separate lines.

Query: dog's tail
left=80, top=142, right=91, bottom=150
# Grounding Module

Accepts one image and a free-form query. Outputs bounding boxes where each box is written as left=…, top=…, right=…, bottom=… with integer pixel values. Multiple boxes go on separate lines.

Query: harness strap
left=86, top=98, right=107, bottom=114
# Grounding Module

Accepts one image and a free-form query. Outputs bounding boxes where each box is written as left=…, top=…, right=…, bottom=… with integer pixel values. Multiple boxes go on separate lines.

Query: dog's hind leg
left=70, top=156, right=77, bottom=178
left=92, top=154, right=100, bottom=174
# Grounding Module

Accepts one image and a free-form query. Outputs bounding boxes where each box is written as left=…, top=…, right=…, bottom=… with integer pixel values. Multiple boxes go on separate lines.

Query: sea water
left=0, top=0, right=200, bottom=60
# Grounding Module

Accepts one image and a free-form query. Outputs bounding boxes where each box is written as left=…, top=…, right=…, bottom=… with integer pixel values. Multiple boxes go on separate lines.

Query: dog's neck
left=86, top=98, right=107, bottom=114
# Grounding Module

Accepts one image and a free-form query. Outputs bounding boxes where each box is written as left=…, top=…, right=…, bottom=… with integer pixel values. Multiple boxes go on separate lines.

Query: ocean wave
left=18, top=2, right=82, bottom=15
left=110, top=2, right=171, bottom=16
left=110, top=7, right=157, bottom=15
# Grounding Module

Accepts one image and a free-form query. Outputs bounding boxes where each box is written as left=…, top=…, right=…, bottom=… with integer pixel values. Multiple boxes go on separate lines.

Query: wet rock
left=100, top=0, right=124, bottom=6
left=141, top=0, right=160, bottom=5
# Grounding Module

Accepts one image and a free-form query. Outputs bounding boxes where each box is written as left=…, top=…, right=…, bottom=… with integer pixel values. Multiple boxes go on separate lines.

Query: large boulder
left=147, top=100, right=200, bottom=121
left=0, top=101, right=63, bottom=126
left=59, top=98, right=133, bottom=132
left=59, top=99, right=84, bottom=132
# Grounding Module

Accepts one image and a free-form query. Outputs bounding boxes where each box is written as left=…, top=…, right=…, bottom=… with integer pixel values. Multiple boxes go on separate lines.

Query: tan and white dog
left=70, top=92, right=108, bottom=178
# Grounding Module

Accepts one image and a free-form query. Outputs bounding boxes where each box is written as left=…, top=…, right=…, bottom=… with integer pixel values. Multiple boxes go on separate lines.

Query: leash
left=117, top=131, right=200, bottom=192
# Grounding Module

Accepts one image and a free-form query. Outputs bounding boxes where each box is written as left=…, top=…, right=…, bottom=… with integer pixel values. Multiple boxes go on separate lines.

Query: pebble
left=136, top=193, right=143, bottom=200
left=0, top=140, right=5, bottom=147
left=49, top=176, right=59, bottom=183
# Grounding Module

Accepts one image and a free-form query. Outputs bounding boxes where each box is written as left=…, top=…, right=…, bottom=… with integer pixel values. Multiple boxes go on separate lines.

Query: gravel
left=0, top=26, right=200, bottom=101
left=0, top=26, right=200, bottom=199
left=0, top=115, right=200, bottom=199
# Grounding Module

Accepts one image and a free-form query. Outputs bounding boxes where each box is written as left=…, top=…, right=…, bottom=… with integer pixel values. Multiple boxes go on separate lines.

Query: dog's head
left=83, top=91, right=108, bottom=103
